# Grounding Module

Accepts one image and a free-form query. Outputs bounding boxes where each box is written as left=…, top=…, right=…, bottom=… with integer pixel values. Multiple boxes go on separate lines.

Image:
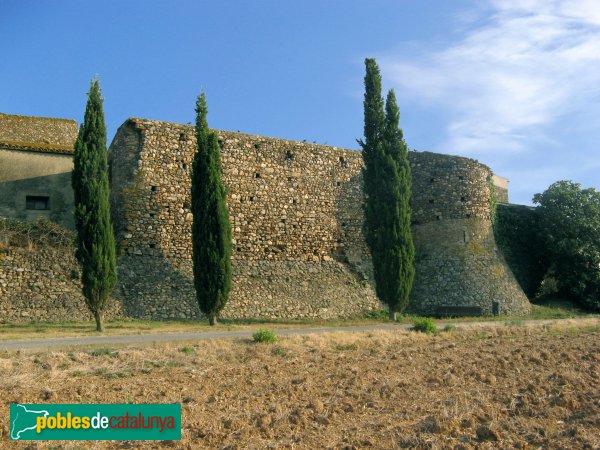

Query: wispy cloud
left=381, top=0, right=600, bottom=155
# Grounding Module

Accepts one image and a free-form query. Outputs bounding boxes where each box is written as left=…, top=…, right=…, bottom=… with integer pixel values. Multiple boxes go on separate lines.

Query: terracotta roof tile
left=0, top=112, right=77, bottom=154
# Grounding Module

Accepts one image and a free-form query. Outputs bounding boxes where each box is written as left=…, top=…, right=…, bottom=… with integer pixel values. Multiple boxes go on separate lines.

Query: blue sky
left=1, top=0, right=598, bottom=205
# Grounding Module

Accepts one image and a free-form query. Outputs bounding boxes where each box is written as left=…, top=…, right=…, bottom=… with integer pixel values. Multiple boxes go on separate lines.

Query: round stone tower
left=407, top=152, right=530, bottom=316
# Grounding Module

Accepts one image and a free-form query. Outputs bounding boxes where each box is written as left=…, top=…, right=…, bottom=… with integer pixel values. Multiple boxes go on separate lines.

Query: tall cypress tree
left=191, top=93, right=232, bottom=326
left=72, top=79, right=116, bottom=332
left=359, top=58, right=414, bottom=320
left=383, top=89, right=415, bottom=316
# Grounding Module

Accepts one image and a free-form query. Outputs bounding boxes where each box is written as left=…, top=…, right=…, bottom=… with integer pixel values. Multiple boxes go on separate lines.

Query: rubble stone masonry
left=108, top=119, right=530, bottom=319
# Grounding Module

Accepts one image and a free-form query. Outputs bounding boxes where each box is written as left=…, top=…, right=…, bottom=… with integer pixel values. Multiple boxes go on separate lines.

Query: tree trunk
left=94, top=310, right=104, bottom=332
left=209, top=315, right=217, bottom=326
left=389, top=310, right=397, bottom=322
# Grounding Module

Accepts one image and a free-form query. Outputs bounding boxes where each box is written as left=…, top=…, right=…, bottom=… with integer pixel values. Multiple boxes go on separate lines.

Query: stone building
left=0, top=113, right=77, bottom=228
left=108, top=118, right=530, bottom=318
left=0, top=112, right=530, bottom=320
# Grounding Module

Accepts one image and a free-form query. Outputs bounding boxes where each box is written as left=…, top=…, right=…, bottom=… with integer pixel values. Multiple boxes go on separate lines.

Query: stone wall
left=109, top=118, right=530, bottom=318
left=110, top=119, right=381, bottom=319
left=0, top=237, right=122, bottom=323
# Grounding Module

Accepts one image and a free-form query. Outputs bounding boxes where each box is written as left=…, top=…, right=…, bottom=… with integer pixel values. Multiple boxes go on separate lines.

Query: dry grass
left=0, top=300, right=594, bottom=342
left=0, top=318, right=598, bottom=448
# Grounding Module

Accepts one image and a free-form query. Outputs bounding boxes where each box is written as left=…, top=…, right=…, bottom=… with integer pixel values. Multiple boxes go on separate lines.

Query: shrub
left=252, top=329, right=277, bottom=343
left=412, top=317, right=437, bottom=334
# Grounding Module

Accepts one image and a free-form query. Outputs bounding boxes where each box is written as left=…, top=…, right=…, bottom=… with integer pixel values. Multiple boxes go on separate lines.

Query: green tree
left=191, top=93, right=232, bottom=325
left=533, top=181, right=600, bottom=311
left=358, top=58, right=415, bottom=320
left=72, top=79, right=117, bottom=332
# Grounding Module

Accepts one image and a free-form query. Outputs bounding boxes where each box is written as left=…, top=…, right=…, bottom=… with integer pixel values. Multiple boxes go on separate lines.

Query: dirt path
left=0, top=318, right=590, bottom=351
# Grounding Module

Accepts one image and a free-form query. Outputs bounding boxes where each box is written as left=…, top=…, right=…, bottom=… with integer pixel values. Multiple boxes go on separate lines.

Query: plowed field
left=1, top=319, right=598, bottom=449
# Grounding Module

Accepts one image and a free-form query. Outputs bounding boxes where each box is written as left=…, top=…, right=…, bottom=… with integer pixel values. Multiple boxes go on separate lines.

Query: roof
left=0, top=113, right=78, bottom=154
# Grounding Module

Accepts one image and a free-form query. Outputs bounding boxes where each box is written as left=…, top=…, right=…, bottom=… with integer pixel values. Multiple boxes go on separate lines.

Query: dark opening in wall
left=149, top=212, right=156, bottom=218
left=430, top=178, right=435, bottom=183
left=458, top=175, right=464, bottom=181
left=436, top=215, right=442, bottom=220
left=429, top=199, right=435, bottom=204
left=183, top=201, right=190, bottom=209
left=25, top=195, right=49, bottom=210
left=250, top=196, right=256, bottom=202
left=285, top=150, right=295, bottom=160
left=336, top=181, right=341, bottom=187
left=236, top=247, right=241, bottom=252
left=255, top=173, right=261, bottom=179
left=492, top=301, right=499, bottom=315
left=339, top=156, right=348, bottom=167
left=149, top=243, right=156, bottom=249
left=150, top=185, right=158, bottom=193
left=292, top=199, right=298, bottom=205
left=254, top=143, right=260, bottom=149
left=287, top=176, right=293, bottom=182
left=182, top=162, right=187, bottom=171
left=179, top=132, right=186, bottom=141
left=460, top=196, right=466, bottom=202
left=466, top=213, right=471, bottom=218
left=342, top=222, right=347, bottom=227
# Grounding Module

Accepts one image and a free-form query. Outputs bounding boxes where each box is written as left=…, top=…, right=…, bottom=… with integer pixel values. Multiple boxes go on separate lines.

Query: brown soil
left=0, top=319, right=598, bottom=449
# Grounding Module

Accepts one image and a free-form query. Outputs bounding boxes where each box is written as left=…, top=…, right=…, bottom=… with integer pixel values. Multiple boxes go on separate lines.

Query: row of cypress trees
left=72, top=59, right=414, bottom=331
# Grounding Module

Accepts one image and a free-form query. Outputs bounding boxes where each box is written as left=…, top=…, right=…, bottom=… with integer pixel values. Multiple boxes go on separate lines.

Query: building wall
left=493, top=174, right=509, bottom=204
left=0, top=148, right=75, bottom=228
left=109, top=119, right=530, bottom=318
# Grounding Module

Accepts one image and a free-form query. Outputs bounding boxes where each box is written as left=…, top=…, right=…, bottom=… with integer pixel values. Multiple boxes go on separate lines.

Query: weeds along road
left=1, top=318, right=595, bottom=351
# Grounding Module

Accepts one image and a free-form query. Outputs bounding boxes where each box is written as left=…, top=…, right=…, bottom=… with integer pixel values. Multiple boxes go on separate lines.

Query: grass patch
left=252, top=329, right=277, bottom=344
left=333, top=343, right=358, bottom=352
left=442, top=324, right=456, bottom=332
left=505, top=320, right=524, bottom=327
left=271, top=346, right=287, bottom=356
left=180, top=346, right=195, bottom=354
left=89, top=347, right=116, bottom=357
left=412, top=318, right=437, bottom=334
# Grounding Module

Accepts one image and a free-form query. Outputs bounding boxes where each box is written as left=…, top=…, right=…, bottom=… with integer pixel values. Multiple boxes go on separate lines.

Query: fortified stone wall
left=110, top=119, right=379, bottom=319
left=109, top=118, right=530, bottom=319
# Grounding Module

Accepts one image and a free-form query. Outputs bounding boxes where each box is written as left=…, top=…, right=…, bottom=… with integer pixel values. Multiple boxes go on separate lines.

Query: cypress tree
left=383, top=89, right=415, bottom=316
left=359, top=58, right=414, bottom=320
left=72, top=79, right=116, bottom=332
left=191, top=93, right=232, bottom=326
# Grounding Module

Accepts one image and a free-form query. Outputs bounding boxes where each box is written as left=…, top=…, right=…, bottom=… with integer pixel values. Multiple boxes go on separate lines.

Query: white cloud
left=381, top=0, right=600, bottom=155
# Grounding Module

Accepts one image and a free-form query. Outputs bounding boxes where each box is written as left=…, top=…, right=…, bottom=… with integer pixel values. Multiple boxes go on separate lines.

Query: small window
left=26, top=196, right=49, bottom=210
